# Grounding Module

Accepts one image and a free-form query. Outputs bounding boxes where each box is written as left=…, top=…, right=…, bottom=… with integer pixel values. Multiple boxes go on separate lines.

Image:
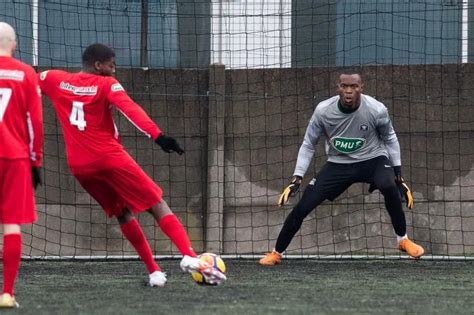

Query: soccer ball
left=191, top=253, right=226, bottom=285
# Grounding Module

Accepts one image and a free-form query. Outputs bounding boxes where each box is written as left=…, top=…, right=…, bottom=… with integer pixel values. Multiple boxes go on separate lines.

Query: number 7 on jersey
left=70, top=101, right=87, bottom=131
left=0, top=88, right=12, bottom=122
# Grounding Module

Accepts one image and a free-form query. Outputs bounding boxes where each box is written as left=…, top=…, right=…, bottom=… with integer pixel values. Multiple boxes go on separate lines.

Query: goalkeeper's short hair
left=82, top=43, right=115, bottom=66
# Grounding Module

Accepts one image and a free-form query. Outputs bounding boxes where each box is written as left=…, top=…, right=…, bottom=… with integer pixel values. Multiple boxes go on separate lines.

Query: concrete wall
left=22, top=64, right=474, bottom=257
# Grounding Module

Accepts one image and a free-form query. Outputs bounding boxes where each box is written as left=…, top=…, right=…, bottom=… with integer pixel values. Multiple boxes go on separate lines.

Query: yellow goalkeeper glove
left=396, top=176, right=414, bottom=209
left=278, top=176, right=302, bottom=206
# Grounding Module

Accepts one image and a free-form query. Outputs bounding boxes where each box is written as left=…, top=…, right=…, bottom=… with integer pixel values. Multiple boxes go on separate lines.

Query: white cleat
left=180, top=255, right=227, bottom=285
left=200, top=267, right=227, bottom=285
left=180, top=255, right=206, bottom=273
left=0, top=293, right=19, bottom=308
left=149, top=271, right=167, bottom=287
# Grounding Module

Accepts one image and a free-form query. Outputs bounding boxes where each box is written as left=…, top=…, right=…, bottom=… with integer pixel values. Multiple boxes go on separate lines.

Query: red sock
left=158, top=214, right=196, bottom=257
left=120, top=219, right=160, bottom=273
left=2, top=234, right=22, bottom=295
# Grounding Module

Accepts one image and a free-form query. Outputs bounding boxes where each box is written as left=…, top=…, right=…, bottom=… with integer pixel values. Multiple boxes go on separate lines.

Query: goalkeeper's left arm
left=376, top=107, right=413, bottom=209
left=385, top=135, right=414, bottom=209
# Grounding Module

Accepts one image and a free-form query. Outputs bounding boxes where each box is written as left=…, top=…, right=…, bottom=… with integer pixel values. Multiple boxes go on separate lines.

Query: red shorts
left=72, top=152, right=162, bottom=217
left=0, top=159, right=37, bottom=224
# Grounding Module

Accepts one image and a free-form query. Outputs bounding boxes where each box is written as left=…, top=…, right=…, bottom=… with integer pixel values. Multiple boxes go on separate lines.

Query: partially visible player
left=260, top=72, right=424, bottom=265
left=38, top=43, right=225, bottom=286
left=0, top=22, right=43, bottom=308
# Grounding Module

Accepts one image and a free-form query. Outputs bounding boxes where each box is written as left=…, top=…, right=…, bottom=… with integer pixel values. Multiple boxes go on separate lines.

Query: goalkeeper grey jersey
left=294, top=94, right=401, bottom=177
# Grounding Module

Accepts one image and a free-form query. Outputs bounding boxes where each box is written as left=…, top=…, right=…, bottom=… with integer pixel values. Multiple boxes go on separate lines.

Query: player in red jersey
left=39, top=43, right=225, bottom=286
left=0, top=22, right=43, bottom=308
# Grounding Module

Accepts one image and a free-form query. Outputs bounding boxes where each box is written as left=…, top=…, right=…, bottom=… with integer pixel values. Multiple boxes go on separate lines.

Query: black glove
left=277, top=175, right=302, bottom=206
left=155, top=134, right=184, bottom=155
left=31, top=166, right=42, bottom=190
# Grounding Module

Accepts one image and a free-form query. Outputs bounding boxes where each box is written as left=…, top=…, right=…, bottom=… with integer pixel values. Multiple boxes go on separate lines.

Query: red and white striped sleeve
left=26, top=68, right=43, bottom=167
left=106, top=78, right=161, bottom=140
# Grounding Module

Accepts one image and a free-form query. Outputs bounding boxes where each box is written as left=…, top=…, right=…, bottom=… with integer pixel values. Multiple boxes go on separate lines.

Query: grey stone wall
left=19, top=64, right=474, bottom=257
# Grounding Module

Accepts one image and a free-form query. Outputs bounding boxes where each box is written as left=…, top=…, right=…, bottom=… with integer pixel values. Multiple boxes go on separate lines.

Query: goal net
left=1, top=0, right=473, bottom=259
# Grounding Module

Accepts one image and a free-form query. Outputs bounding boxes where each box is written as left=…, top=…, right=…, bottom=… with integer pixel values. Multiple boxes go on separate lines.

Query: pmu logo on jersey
left=60, top=81, right=98, bottom=95
left=331, top=137, right=365, bottom=153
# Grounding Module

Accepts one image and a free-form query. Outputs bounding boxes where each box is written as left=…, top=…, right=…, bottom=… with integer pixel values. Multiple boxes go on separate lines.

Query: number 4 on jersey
left=70, top=101, right=86, bottom=131
left=0, top=88, right=12, bottom=122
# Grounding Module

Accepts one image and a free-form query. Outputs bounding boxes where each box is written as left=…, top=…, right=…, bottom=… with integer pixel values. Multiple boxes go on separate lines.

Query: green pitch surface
left=8, top=259, right=474, bottom=314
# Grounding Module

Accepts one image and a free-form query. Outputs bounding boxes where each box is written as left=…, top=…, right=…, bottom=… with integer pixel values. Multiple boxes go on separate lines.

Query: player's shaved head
left=339, top=73, right=362, bottom=84
left=0, top=22, right=17, bottom=56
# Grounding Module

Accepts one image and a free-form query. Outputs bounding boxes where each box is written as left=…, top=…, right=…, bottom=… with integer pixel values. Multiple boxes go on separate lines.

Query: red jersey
left=0, top=56, right=43, bottom=167
left=38, top=70, right=161, bottom=168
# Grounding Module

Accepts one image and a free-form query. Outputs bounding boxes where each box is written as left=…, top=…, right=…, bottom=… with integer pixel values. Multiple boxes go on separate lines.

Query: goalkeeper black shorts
left=307, top=155, right=395, bottom=202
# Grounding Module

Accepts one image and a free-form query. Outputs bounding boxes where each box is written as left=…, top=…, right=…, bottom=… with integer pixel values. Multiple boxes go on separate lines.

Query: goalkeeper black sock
left=275, top=210, right=304, bottom=253
left=380, top=182, right=407, bottom=237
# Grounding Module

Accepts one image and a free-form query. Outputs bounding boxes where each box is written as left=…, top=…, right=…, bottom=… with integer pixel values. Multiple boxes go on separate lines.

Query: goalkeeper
left=260, top=72, right=424, bottom=265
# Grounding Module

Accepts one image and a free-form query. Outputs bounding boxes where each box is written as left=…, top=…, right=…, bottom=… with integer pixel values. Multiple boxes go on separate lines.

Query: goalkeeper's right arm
left=279, top=110, right=322, bottom=206
left=293, top=109, right=322, bottom=178
left=293, top=140, right=315, bottom=178
left=278, top=138, right=313, bottom=206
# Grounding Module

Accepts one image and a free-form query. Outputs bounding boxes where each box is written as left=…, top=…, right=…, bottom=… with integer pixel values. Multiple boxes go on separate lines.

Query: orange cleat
left=259, top=250, right=282, bottom=266
left=399, top=238, right=425, bottom=259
